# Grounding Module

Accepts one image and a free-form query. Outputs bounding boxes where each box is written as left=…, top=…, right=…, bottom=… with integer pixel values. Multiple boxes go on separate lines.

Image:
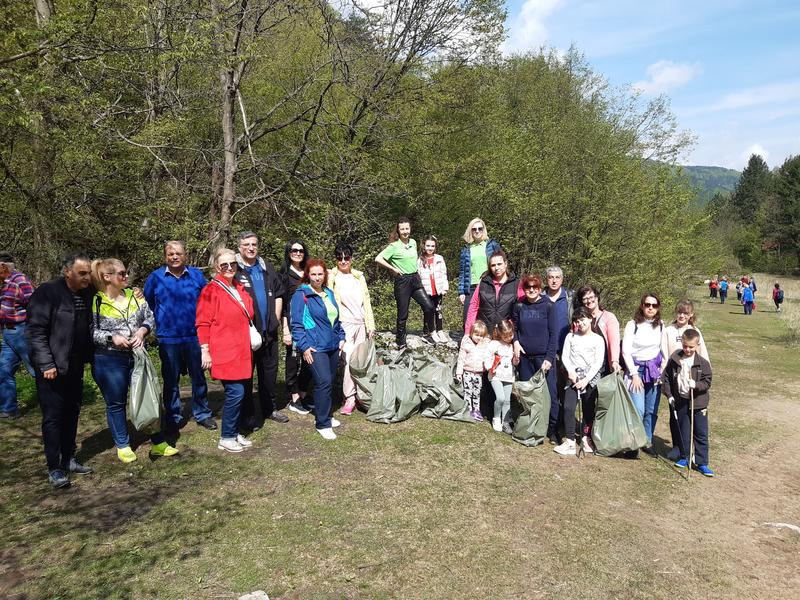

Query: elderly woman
left=90, top=258, right=178, bottom=463
left=458, top=218, right=502, bottom=327
left=291, top=259, right=346, bottom=440
left=196, top=248, right=255, bottom=454
left=329, top=242, right=375, bottom=415
left=464, top=250, right=519, bottom=336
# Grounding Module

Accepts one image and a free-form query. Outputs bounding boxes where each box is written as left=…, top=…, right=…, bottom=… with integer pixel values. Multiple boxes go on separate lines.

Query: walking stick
left=689, top=386, right=695, bottom=480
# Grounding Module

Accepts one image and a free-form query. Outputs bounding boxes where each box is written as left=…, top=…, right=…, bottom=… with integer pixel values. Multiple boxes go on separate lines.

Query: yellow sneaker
left=150, top=442, right=179, bottom=457
left=117, top=446, right=137, bottom=463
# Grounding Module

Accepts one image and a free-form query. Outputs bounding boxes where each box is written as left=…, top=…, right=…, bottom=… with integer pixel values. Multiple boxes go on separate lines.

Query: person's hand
left=630, top=373, right=644, bottom=393
left=611, top=361, right=621, bottom=373
left=459, top=294, right=465, bottom=305
left=303, top=347, right=317, bottom=364
left=688, top=378, right=696, bottom=389
left=132, top=287, right=144, bottom=300
left=129, top=328, right=148, bottom=349
left=43, top=367, right=57, bottom=380
left=282, top=331, right=292, bottom=346
left=112, top=334, right=131, bottom=349
left=512, top=354, right=520, bottom=366
left=201, top=348, right=212, bottom=370
left=513, top=341, right=522, bottom=362
left=542, top=360, right=552, bottom=372
left=367, top=330, right=376, bottom=339
left=338, top=340, right=346, bottom=356
left=574, top=377, right=588, bottom=391
left=568, top=370, right=577, bottom=384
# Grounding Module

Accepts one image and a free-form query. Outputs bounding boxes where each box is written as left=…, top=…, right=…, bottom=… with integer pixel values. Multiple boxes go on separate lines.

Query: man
left=235, top=231, right=288, bottom=429
left=27, top=253, right=95, bottom=489
left=0, top=252, right=36, bottom=419
left=144, top=241, right=217, bottom=432
left=545, top=266, right=574, bottom=445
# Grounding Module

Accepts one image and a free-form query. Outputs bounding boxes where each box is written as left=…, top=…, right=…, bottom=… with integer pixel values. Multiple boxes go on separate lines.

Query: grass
left=2, top=281, right=800, bottom=599
left=753, top=272, right=800, bottom=344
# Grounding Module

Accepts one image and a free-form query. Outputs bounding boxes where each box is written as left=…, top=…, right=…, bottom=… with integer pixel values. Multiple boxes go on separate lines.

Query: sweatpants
left=341, top=321, right=367, bottom=401
left=674, top=398, right=710, bottom=466
left=490, top=379, right=512, bottom=422
left=394, top=273, right=434, bottom=345
left=562, top=384, right=598, bottom=440
left=462, top=371, right=482, bottom=412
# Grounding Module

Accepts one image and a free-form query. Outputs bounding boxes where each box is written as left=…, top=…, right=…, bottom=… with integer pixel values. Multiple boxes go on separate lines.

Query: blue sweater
left=290, top=285, right=346, bottom=353
left=143, top=266, right=207, bottom=344
left=512, top=298, right=558, bottom=362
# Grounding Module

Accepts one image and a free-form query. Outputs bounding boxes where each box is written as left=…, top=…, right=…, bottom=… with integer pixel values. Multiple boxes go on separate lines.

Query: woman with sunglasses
left=575, top=285, right=621, bottom=375
left=417, top=235, right=449, bottom=343
left=90, top=258, right=178, bottom=463
left=279, top=240, right=311, bottom=415
left=458, top=218, right=502, bottom=328
left=196, top=248, right=256, bottom=454
left=511, top=273, right=557, bottom=397
left=622, top=293, right=665, bottom=452
left=329, top=242, right=375, bottom=415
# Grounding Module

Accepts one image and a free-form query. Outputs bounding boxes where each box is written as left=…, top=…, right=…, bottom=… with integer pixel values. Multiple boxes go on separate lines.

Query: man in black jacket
left=26, top=253, right=95, bottom=488
left=235, top=232, right=288, bottom=430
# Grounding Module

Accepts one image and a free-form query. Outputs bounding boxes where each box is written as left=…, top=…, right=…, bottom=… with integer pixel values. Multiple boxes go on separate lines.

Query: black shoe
left=0, top=411, right=20, bottom=420
left=622, top=449, right=640, bottom=459
left=48, top=469, right=71, bottom=489
left=288, top=400, right=311, bottom=415
left=267, top=410, right=289, bottom=423
left=197, top=417, right=218, bottom=431
left=502, top=422, right=514, bottom=435
left=641, top=445, right=657, bottom=457
left=68, top=458, right=93, bottom=475
left=548, top=433, right=560, bottom=445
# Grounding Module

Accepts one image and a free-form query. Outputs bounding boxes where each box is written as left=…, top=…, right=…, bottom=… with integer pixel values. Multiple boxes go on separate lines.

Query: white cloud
left=632, top=60, right=702, bottom=95
left=742, top=143, right=769, bottom=163
left=502, top=0, right=564, bottom=55
left=711, top=82, right=800, bottom=111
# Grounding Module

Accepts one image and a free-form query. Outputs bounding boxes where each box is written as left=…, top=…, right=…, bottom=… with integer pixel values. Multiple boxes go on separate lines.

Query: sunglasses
left=472, top=226, right=484, bottom=232
left=336, top=255, right=351, bottom=262
left=524, top=285, right=540, bottom=291
left=218, top=262, right=237, bottom=271
left=108, top=270, right=128, bottom=278
left=290, top=248, right=305, bottom=254
left=643, top=302, right=659, bottom=308
left=582, top=295, right=597, bottom=302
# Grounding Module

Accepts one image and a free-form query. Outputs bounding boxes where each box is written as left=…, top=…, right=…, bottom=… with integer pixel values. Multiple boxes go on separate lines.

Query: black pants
left=548, top=358, right=567, bottom=436
left=242, top=336, right=279, bottom=426
left=284, top=343, right=311, bottom=396
left=37, top=358, right=84, bottom=472
left=562, top=384, right=598, bottom=440
left=675, top=398, right=709, bottom=466
left=424, top=294, right=444, bottom=333
left=394, top=273, right=434, bottom=345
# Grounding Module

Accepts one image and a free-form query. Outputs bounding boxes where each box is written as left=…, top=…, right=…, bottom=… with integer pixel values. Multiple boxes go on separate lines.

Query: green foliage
left=678, top=165, right=740, bottom=207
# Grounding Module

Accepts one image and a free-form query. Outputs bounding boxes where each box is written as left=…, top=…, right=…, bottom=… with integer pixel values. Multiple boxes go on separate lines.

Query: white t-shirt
left=622, top=319, right=663, bottom=374
left=334, top=273, right=365, bottom=324
left=562, top=331, right=605, bottom=384
left=484, top=340, right=515, bottom=383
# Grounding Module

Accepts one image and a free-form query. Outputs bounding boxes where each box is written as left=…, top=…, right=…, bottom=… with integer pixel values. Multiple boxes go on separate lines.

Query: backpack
left=777, top=289, right=784, bottom=303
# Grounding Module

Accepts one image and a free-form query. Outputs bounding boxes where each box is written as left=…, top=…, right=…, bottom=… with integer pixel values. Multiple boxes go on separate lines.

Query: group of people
left=710, top=274, right=786, bottom=314
left=0, top=217, right=715, bottom=489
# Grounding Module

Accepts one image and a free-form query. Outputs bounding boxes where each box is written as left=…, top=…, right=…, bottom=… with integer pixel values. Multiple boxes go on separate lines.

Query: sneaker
left=502, top=422, right=513, bottom=434
left=288, top=400, right=311, bottom=415
left=581, top=436, right=594, bottom=454
left=331, top=417, right=341, bottom=428
left=150, top=442, right=179, bottom=457
left=197, top=417, right=218, bottom=431
left=48, top=469, right=70, bottom=489
left=236, top=434, right=253, bottom=448
left=642, top=445, right=657, bottom=457
left=218, top=438, right=244, bottom=453
left=117, top=447, right=137, bottom=463
left=340, top=397, right=356, bottom=415
left=666, top=447, right=681, bottom=461
left=437, top=331, right=450, bottom=343
left=674, top=458, right=689, bottom=468
left=68, top=458, right=93, bottom=475
left=472, top=410, right=484, bottom=422
left=694, top=464, right=715, bottom=477
left=492, top=418, right=502, bottom=432
left=267, top=411, right=289, bottom=423
left=317, top=427, right=337, bottom=440
left=547, top=432, right=560, bottom=445
left=554, top=439, right=577, bottom=456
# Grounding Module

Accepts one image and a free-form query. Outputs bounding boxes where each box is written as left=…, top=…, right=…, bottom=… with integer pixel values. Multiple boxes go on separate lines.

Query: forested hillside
left=1, top=0, right=723, bottom=314
left=681, top=165, right=740, bottom=206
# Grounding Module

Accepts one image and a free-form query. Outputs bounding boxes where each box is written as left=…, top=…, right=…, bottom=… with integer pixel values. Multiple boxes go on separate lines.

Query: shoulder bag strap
left=212, top=279, right=254, bottom=324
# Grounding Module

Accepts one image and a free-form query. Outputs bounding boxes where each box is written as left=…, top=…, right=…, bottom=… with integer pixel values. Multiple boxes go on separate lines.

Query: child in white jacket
left=484, top=320, right=516, bottom=433
left=418, top=235, right=449, bottom=343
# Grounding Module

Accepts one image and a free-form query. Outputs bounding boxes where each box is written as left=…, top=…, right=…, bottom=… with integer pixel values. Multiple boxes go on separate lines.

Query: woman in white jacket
left=418, top=235, right=449, bottom=343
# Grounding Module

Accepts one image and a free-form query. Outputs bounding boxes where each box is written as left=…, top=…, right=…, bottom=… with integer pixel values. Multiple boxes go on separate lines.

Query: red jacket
left=196, top=276, right=254, bottom=381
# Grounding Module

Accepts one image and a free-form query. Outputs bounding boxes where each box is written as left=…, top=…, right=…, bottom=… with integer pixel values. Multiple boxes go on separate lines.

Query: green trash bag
left=416, top=354, right=472, bottom=422
left=511, top=370, right=550, bottom=446
left=592, top=373, right=648, bottom=456
left=366, top=365, right=396, bottom=423
left=129, top=347, right=162, bottom=434
left=389, top=363, right=421, bottom=423
left=348, top=338, right=377, bottom=409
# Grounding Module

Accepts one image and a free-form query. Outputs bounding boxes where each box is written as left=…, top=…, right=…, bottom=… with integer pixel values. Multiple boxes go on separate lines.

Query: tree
left=730, top=154, right=772, bottom=223
left=773, top=155, right=800, bottom=264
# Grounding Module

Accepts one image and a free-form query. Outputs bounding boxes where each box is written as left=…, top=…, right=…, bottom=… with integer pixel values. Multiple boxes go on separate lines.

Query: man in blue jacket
left=545, top=266, right=574, bottom=444
left=144, top=241, right=216, bottom=432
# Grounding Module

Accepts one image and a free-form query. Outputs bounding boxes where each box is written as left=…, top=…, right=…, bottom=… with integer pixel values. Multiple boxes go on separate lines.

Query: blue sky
left=501, top=0, right=800, bottom=170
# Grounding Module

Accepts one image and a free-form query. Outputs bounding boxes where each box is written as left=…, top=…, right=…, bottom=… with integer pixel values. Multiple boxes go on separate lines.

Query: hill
left=679, top=164, right=741, bottom=206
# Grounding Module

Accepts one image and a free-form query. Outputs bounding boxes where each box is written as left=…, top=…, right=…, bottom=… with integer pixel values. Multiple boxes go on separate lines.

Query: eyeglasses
left=108, top=271, right=128, bottom=278
left=218, top=262, right=237, bottom=271
left=290, top=248, right=304, bottom=254
left=336, top=255, right=351, bottom=262
left=582, top=295, right=597, bottom=302
left=643, top=302, right=659, bottom=308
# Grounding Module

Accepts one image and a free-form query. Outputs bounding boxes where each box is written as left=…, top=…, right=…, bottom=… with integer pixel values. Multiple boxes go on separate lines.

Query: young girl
left=555, top=307, right=606, bottom=456
left=455, top=320, right=490, bottom=421
left=484, top=320, right=516, bottom=433
left=417, top=235, right=449, bottom=343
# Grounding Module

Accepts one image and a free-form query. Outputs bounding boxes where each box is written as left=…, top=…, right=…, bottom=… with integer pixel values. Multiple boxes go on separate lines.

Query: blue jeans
left=629, top=366, right=661, bottom=442
left=92, top=352, right=164, bottom=448
left=159, top=342, right=211, bottom=424
left=0, top=323, right=35, bottom=414
left=308, top=349, right=339, bottom=430
left=221, top=380, right=247, bottom=439
left=743, top=301, right=753, bottom=315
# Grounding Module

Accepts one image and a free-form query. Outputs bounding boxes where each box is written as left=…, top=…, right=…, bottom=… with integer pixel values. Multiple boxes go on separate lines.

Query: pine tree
left=730, top=154, right=772, bottom=222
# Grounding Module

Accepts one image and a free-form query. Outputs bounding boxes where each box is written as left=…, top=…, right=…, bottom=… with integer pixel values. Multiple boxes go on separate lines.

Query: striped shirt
left=1, top=270, right=34, bottom=324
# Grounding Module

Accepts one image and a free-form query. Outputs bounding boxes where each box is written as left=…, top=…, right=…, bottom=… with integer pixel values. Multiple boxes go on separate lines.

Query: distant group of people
left=709, top=274, right=786, bottom=314
left=1, top=217, right=720, bottom=489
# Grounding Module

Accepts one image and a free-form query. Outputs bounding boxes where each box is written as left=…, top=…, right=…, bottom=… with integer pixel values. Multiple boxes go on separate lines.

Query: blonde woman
left=90, top=258, right=178, bottom=463
left=458, top=218, right=502, bottom=327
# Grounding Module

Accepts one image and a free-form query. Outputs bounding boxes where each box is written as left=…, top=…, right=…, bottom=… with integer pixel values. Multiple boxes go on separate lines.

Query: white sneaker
left=492, top=418, right=502, bottom=432
left=438, top=331, right=450, bottom=343
left=666, top=447, right=681, bottom=461
left=236, top=434, right=253, bottom=448
left=581, top=436, right=594, bottom=454
left=317, top=427, right=337, bottom=440
left=330, top=417, right=341, bottom=428
left=218, top=438, right=244, bottom=453
left=554, top=439, right=577, bottom=456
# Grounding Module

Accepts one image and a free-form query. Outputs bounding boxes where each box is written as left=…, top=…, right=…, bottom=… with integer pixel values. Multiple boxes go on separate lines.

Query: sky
left=501, top=0, right=800, bottom=170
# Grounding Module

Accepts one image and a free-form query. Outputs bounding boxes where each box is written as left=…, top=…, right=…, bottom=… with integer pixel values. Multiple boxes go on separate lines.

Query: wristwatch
left=106, top=334, right=113, bottom=346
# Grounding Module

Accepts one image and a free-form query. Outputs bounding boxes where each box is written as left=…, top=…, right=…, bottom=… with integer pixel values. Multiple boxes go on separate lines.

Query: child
left=455, top=320, right=490, bottom=421
left=417, top=235, right=449, bottom=343
left=555, top=307, right=605, bottom=456
left=484, top=320, right=516, bottom=433
left=773, top=283, right=784, bottom=313
left=741, top=277, right=754, bottom=315
left=661, top=329, right=714, bottom=477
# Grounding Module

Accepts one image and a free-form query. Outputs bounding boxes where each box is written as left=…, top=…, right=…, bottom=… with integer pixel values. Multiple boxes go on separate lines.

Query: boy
left=661, top=328, right=714, bottom=477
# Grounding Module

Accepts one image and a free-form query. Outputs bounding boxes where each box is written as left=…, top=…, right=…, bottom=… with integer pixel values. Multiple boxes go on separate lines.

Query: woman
left=458, top=218, right=502, bottom=327
left=279, top=239, right=311, bottom=415
left=621, top=293, right=664, bottom=452
left=464, top=250, right=519, bottom=336
left=196, top=248, right=255, bottom=454
left=417, top=235, right=449, bottom=343
left=375, top=217, right=435, bottom=347
left=90, top=258, right=178, bottom=463
left=511, top=274, right=557, bottom=410
left=576, top=284, right=621, bottom=374
left=290, top=259, right=346, bottom=440
left=329, top=242, right=375, bottom=415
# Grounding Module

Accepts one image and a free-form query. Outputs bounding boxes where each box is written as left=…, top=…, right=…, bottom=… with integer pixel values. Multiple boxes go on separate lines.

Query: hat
left=0, top=252, right=14, bottom=263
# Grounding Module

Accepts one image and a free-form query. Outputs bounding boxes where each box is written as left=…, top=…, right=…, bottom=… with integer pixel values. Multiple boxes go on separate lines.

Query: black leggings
left=562, top=384, right=598, bottom=440
left=424, top=294, right=444, bottom=333
left=394, top=274, right=434, bottom=344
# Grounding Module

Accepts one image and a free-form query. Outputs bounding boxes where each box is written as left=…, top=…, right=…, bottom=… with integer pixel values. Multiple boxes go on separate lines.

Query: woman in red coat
left=196, top=248, right=255, bottom=454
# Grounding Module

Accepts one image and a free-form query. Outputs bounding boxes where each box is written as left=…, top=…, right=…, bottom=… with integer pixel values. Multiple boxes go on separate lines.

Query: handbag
left=213, top=279, right=263, bottom=351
